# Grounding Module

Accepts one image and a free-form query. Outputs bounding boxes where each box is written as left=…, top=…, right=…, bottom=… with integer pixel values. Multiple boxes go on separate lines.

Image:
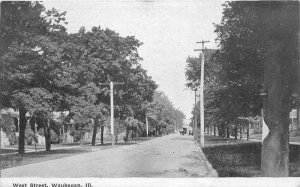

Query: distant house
left=0, top=109, right=75, bottom=147
left=0, top=108, right=21, bottom=147
left=290, top=108, right=300, bottom=136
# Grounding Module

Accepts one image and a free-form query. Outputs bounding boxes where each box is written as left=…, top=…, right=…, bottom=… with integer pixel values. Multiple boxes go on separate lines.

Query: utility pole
left=194, top=90, right=198, bottom=139
left=110, top=81, right=114, bottom=146
left=146, top=115, right=149, bottom=137
left=194, top=40, right=209, bottom=147
left=100, top=81, right=124, bottom=146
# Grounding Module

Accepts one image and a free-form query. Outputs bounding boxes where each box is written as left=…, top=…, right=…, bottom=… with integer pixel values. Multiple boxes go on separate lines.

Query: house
left=290, top=108, right=300, bottom=136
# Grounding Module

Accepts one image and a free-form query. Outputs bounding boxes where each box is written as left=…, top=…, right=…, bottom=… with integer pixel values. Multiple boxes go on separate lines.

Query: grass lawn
left=0, top=149, right=18, bottom=154
left=0, top=136, right=155, bottom=170
left=203, top=134, right=248, bottom=147
left=201, top=134, right=300, bottom=177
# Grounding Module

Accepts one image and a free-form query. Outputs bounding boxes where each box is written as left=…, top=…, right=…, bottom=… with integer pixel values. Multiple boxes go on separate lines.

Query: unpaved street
left=1, top=134, right=217, bottom=177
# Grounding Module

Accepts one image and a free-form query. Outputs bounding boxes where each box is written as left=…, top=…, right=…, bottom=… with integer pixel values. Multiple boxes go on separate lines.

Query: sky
left=43, top=0, right=225, bottom=125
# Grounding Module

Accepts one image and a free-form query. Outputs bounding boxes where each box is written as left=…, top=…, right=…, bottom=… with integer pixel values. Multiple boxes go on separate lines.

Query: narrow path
left=1, top=134, right=217, bottom=177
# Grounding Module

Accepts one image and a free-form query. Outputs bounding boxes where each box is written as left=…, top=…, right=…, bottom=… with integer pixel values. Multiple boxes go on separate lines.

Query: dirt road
left=1, top=134, right=217, bottom=177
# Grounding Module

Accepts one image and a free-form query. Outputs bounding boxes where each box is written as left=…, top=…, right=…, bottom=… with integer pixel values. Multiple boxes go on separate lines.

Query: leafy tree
left=60, top=26, right=157, bottom=144
left=185, top=49, right=223, bottom=134
left=213, top=2, right=265, bottom=123
left=258, top=1, right=299, bottom=177
left=0, top=1, right=68, bottom=153
left=214, top=1, right=299, bottom=176
left=145, top=91, right=185, bottom=136
left=1, top=2, right=183, bottom=154
left=186, top=1, right=299, bottom=176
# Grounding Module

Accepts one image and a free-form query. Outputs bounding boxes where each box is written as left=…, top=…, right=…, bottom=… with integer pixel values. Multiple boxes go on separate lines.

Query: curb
left=193, top=139, right=218, bottom=177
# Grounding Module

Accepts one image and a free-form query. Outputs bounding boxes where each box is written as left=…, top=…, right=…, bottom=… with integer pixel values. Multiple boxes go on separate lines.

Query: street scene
left=1, top=134, right=217, bottom=177
left=0, top=0, right=300, bottom=183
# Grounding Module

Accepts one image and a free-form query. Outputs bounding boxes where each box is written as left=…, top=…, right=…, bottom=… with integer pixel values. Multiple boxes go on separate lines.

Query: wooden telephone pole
left=194, top=40, right=209, bottom=147
left=194, top=90, right=197, bottom=137
left=100, top=81, right=124, bottom=146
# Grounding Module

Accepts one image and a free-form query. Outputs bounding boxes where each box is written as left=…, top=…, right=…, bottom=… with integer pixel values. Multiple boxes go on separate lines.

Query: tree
left=144, top=91, right=185, bottom=136
left=186, top=2, right=299, bottom=176
left=62, top=26, right=157, bottom=144
left=259, top=1, right=299, bottom=177
left=211, top=1, right=299, bottom=176
left=185, top=49, right=223, bottom=134
left=213, top=1, right=265, bottom=123
left=0, top=1, right=68, bottom=153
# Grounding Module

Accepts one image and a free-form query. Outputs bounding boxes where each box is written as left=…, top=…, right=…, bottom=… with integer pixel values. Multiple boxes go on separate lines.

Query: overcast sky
left=43, top=0, right=225, bottom=124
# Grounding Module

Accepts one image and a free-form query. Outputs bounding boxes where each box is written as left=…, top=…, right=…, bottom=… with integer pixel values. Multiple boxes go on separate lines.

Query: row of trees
left=185, top=1, right=299, bottom=176
left=0, top=2, right=185, bottom=154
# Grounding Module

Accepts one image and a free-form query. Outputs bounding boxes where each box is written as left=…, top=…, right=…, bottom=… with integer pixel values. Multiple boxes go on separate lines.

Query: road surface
left=1, top=134, right=217, bottom=177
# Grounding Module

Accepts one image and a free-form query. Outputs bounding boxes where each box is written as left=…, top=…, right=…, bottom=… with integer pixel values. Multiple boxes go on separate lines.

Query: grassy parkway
left=1, top=133, right=217, bottom=177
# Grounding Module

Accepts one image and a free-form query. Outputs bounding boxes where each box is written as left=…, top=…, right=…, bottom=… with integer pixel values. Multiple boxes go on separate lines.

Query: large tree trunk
left=115, top=133, right=118, bottom=142
left=92, top=117, right=99, bottom=146
left=226, top=126, right=230, bottom=138
left=261, top=1, right=299, bottom=177
left=240, top=126, right=242, bottom=139
left=131, top=125, right=134, bottom=139
left=125, top=126, right=129, bottom=142
left=18, top=107, right=27, bottom=154
left=80, top=129, right=84, bottom=146
left=234, top=126, right=238, bottom=139
left=91, top=124, right=97, bottom=146
left=101, top=125, right=104, bottom=144
left=218, top=125, right=225, bottom=137
left=44, top=119, right=51, bottom=151
left=213, top=124, right=216, bottom=136
left=247, top=125, right=250, bottom=141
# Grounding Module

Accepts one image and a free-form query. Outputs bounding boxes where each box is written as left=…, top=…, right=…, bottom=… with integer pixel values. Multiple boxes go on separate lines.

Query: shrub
left=50, top=129, right=60, bottom=144
left=203, top=142, right=300, bottom=177
left=202, top=142, right=261, bottom=177
left=0, top=114, right=18, bottom=145
left=37, top=127, right=61, bottom=144
left=25, top=125, right=35, bottom=145
left=70, top=128, right=82, bottom=142
left=8, top=133, right=18, bottom=145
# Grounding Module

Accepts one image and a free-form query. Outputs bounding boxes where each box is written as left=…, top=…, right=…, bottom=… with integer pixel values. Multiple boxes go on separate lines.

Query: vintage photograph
left=0, top=0, right=299, bottom=185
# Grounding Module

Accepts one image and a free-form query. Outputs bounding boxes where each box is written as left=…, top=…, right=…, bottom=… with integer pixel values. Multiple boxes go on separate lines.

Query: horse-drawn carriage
left=180, top=128, right=187, bottom=135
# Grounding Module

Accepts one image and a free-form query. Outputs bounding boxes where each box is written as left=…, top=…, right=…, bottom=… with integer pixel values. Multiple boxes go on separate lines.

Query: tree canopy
left=1, top=1, right=185, bottom=153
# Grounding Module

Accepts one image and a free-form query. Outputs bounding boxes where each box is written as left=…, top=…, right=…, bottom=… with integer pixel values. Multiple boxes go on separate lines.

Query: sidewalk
left=0, top=137, right=148, bottom=156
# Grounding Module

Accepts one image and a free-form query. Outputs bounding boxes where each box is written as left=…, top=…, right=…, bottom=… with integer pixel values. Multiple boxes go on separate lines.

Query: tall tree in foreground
left=260, top=1, right=299, bottom=177
left=214, top=1, right=299, bottom=176
left=0, top=1, right=68, bottom=153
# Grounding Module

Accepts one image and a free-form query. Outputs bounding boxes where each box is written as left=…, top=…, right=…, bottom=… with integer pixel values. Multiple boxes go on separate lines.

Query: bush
left=0, top=114, right=18, bottom=145
left=8, top=133, right=18, bottom=145
left=37, top=127, right=60, bottom=144
left=25, top=125, right=35, bottom=145
left=203, top=142, right=300, bottom=177
left=50, top=129, right=60, bottom=144
left=202, top=142, right=261, bottom=177
left=70, top=128, right=82, bottom=142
